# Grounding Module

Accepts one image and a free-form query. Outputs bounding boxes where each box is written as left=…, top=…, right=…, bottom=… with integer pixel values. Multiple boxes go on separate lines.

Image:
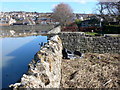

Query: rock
left=47, top=26, right=61, bottom=34
left=74, top=51, right=82, bottom=57
left=62, top=48, right=83, bottom=60
left=62, top=48, right=69, bottom=59
left=9, top=35, right=63, bottom=88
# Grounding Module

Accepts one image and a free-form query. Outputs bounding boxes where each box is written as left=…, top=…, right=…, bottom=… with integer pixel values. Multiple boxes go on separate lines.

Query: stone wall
left=0, top=25, right=54, bottom=31
left=8, top=34, right=120, bottom=88
left=48, top=26, right=61, bottom=34
left=48, top=32, right=120, bottom=54
left=59, top=32, right=120, bottom=53
left=10, top=35, right=63, bottom=88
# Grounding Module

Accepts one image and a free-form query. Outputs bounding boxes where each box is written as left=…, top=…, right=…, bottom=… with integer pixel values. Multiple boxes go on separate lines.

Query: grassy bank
left=85, top=32, right=98, bottom=36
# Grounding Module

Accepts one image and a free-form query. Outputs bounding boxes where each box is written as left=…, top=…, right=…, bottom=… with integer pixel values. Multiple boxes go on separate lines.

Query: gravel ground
left=61, top=53, right=120, bottom=88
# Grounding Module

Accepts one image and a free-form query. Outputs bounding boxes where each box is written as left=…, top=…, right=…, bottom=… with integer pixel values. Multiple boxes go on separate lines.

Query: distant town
left=0, top=11, right=97, bottom=26
left=0, top=11, right=119, bottom=37
left=0, top=11, right=118, bottom=28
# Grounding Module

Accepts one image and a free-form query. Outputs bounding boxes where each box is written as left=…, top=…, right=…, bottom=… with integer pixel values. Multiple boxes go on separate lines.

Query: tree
left=97, top=1, right=119, bottom=15
left=52, top=3, right=74, bottom=26
left=75, top=19, right=82, bottom=25
left=96, top=0, right=120, bottom=24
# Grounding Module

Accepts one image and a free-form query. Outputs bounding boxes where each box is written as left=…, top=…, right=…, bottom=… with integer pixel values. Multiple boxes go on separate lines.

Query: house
left=36, top=17, right=58, bottom=25
left=62, top=22, right=79, bottom=32
left=78, top=15, right=101, bottom=32
left=74, top=13, right=94, bottom=20
left=10, top=30, right=15, bottom=35
left=0, top=17, right=9, bottom=26
left=0, top=23, right=9, bottom=26
left=9, top=18, right=16, bottom=25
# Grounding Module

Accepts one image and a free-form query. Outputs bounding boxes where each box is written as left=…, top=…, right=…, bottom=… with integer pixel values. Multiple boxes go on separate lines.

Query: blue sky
left=1, top=2, right=98, bottom=14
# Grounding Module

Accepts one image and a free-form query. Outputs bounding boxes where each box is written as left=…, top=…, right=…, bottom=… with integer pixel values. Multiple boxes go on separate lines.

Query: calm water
left=0, top=35, right=47, bottom=88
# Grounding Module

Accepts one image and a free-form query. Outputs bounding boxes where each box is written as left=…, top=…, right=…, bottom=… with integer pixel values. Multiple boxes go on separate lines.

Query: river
left=0, top=35, right=47, bottom=88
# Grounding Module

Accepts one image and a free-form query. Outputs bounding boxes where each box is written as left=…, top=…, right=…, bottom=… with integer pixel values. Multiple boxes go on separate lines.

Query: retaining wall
left=0, top=25, right=54, bottom=31
left=48, top=32, right=120, bottom=53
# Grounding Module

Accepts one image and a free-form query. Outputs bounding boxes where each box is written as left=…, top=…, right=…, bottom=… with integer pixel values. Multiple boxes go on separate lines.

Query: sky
left=1, top=0, right=100, bottom=14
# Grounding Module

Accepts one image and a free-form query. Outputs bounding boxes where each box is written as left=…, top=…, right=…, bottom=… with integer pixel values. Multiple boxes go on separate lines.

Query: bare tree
left=52, top=3, right=74, bottom=26
left=96, top=0, right=120, bottom=24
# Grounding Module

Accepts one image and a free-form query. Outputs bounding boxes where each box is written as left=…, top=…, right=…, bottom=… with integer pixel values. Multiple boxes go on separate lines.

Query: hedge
left=103, top=25, right=120, bottom=34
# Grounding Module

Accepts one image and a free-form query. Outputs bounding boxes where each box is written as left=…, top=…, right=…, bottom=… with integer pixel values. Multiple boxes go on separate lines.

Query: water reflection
left=1, top=36, right=47, bottom=88
left=0, top=29, right=46, bottom=37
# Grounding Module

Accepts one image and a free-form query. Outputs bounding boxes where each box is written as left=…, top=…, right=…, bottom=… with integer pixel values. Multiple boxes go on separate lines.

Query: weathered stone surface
left=9, top=35, right=62, bottom=88
left=48, top=26, right=61, bottom=34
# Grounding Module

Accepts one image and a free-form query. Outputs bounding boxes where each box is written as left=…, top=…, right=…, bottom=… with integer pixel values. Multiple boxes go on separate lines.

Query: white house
left=10, top=30, right=15, bottom=35
left=9, top=18, right=16, bottom=25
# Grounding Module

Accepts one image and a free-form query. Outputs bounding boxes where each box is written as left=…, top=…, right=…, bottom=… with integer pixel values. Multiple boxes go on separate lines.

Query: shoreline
left=0, top=33, right=49, bottom=38
left=9, top=35, right=63, bottom=88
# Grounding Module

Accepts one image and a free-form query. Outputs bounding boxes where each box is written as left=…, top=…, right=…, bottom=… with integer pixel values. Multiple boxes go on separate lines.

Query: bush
left=103, top=25, right=120, bottom=34
left=75, top=19, right=82, bottom=25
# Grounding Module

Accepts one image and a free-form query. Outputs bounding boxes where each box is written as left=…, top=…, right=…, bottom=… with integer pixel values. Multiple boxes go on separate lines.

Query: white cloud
left=74, top=0, right=87, bottom=4
left=52, top=4, right=57, bottom=8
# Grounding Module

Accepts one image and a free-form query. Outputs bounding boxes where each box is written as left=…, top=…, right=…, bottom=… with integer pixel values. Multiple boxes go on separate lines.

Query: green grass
left=85, top=32, right=98, bottom=36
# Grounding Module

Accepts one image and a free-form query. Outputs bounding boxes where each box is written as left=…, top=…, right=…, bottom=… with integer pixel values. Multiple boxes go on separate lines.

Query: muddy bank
left=61, top=53, right=120, bottom=88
